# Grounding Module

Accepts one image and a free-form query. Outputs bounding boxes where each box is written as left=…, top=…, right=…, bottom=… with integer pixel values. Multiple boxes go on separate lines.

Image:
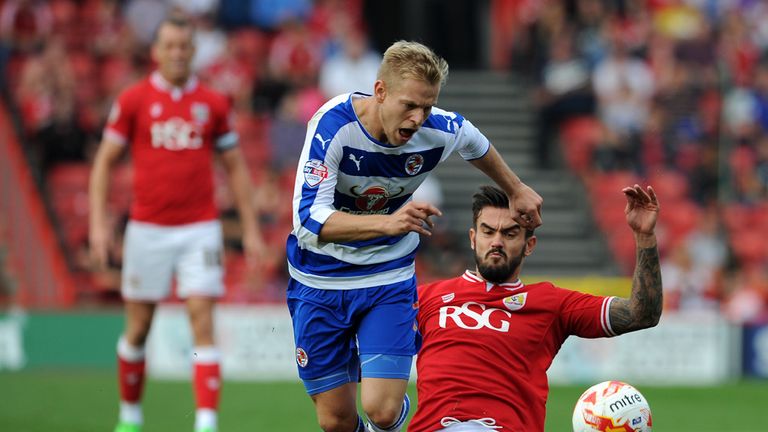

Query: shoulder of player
left=194, top=84, right=230, bottom=107
left=526, top=281, right=607, bottom=308
left=115, top=77, right=151, bottom=105
left=520, top=280, right=569, bottom=298
left=311, top=96, right=356, bottom=138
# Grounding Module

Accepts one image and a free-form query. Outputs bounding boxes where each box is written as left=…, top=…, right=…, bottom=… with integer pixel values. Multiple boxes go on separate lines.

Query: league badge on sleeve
left=303, top=159, right=329, bottom=188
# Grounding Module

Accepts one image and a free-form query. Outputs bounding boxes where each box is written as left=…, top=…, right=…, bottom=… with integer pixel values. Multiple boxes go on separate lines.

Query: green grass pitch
left=1, top=371, right=767, bottom=431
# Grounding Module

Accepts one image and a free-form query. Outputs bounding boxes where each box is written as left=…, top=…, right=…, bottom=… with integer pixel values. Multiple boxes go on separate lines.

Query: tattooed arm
left=609, top=185, right=663, bottom=335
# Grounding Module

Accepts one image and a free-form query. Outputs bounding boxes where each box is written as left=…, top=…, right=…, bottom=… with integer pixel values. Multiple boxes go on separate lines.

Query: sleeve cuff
left=215, top=131, right=239, bottom=151
left=103, top=129, right=127, bottom=146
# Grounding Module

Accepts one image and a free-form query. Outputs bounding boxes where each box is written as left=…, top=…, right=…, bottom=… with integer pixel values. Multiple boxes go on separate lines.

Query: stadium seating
left=558, top=116, right=603, bottom=175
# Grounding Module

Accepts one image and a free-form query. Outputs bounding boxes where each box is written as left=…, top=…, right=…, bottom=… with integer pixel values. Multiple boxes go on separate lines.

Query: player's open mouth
left=399, top=128, right=416, bottom=140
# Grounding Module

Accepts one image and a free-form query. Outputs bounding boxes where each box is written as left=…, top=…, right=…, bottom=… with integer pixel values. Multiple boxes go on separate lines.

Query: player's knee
left=124, top=321, right=152, bottom=346
left=317, top=412, right=356, bottom=432
left=362, top=400, right=401, bottom=429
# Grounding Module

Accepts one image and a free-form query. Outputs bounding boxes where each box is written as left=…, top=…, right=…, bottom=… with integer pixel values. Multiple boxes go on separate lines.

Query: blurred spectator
left=267, top=19, right=324, bottom=86
left=318, top=29, right=380, bottom=99
left=15, top=36, right=88, bottom=173
left=687, top=142, right=720, bottom=205
left=253, top=18, right=324, bottom=114
left=201, top=33, right=260, bottom=110
left=533, top=28, right=594, bottom=168
left=123, top=0, right=169, bottom=47
left=248, top=0, right=313, bottom=31
left=722, top=266, right=768, bottom=324
left=573, top=0, right=610, bottom=68
left=592, top=37, right=654, bottom=172
left=169, top=0, right=219, bottom=17
left=0, top=0, right=52, bottom=53
left=268, top=90, right=306, bottom=170
left=411, top=175, right=464, bottom=281
left=190, top=12, right=227, bottom=72
left=651, top=0, right=705, bottom=41
left=660, top=244, right=708, bottom=311
left=218, top=0, right=252, bottom=29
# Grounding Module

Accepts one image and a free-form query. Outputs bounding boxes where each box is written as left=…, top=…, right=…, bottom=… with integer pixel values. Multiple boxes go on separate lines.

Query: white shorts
left=121, top=220, right=224, bottom=301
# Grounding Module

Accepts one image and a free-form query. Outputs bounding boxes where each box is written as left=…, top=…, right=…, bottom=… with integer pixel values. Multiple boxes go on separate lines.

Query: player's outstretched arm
left=220, top=147, right=266, bottom=267
left=88, top=138, right=125, bottom=270
left=318, top=201, right=443, bottom=243
left=469, top=145, right=543, bottom=229
left=609, top=185, right=663, bottom=335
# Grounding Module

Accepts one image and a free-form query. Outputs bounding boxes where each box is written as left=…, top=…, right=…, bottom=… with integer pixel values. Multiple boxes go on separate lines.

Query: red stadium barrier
left=0, top=101, right=77, bottom=308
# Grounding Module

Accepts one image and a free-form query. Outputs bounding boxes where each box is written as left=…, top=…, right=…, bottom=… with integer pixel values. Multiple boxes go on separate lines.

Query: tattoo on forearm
left=610, top=245, right=662, bottom=335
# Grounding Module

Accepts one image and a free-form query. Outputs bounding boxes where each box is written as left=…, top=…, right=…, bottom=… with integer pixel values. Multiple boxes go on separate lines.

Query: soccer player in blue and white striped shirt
left=286, top=40, right=543, bottom=432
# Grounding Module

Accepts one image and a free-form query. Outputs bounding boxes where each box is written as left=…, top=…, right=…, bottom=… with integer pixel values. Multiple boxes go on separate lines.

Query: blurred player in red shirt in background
left=409, top=185, right=662, bottom=432
left=89, top=15, right=264, bottom=432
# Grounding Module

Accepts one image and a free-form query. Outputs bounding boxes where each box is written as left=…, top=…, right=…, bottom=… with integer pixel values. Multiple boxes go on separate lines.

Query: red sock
left=117, top=337, right=145, bottom=404
left=193, top=347, right=221, bottom=410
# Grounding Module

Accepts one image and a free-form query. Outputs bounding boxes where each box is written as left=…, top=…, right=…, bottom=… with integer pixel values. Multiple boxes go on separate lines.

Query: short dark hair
left=472, top=185, right=534, bottom=238
left=153, top=14, right=194, bottom=43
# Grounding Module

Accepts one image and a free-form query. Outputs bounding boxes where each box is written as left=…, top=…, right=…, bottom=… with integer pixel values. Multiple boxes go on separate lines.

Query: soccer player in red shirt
left=88, top=16, right=264, bottom=432
left=410, top=185, right=662, bottom=432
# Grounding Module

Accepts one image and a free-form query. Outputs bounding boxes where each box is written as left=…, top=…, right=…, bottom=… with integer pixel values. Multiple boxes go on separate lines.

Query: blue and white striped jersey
left=287, top=93, right=491, bottom=290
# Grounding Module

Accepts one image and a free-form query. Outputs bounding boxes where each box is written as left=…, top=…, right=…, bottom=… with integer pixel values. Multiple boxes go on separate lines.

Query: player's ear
left=469, top=228, right=476, bottom=250
left=524, top=236, right=537, bottom=256
left=374, top=80, right=386, bottom=103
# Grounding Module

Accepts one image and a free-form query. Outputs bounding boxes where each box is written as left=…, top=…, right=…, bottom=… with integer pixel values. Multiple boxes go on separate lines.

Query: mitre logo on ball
left=572, top=380, right=652, bottom=432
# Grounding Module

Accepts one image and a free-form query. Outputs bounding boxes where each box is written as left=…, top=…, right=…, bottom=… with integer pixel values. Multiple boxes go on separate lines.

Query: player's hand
left=89, top=222, right=112, bottom=270
left=387, top=201, right=442, bottom=236
left=510, top=183, right=543, bottom=230
left=242, top=227, right=268, bottom=270
left=623, top=184, right=659, bottom=235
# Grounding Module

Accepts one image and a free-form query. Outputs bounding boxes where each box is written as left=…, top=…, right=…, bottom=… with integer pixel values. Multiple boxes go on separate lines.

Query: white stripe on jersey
left=288, top=261, right=416, bottom=290
left=600, top=296, right=617, bottom=336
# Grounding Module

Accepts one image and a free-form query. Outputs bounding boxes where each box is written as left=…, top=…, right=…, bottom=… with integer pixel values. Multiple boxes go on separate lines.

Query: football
left=572, top=380, right=653, bottom=431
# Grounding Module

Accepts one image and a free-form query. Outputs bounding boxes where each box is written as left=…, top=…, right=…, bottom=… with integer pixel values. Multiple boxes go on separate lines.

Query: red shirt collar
left=150, top=71, right=198, bottom=100
left=461, top=270, right=524, bottom=292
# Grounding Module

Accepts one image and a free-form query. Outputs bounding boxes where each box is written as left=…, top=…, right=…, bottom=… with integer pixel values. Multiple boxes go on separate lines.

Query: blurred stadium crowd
left=0, top=0, right=767, bottom=323
left=500, top=0, right=768, bottom=324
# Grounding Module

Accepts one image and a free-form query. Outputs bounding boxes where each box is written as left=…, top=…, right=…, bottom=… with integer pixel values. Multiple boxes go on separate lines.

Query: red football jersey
left=104, top=72, right=237, bottom=225
left=410, top=270, right=616, bottom=432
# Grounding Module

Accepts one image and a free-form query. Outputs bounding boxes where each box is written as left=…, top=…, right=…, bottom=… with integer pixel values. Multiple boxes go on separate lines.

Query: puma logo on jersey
left=439, top=301, right=512, bottom=332
left=349, top=154, right=364, bottom=171
left=315, top=133, right=332, bottom=150
left=441, top=113, right=460, bottom=133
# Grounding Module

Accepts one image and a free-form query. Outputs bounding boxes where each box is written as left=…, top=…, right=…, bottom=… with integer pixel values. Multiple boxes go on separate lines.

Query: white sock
left=119, top=401, right=143, bottom=425
left=195, top=408, right=217, bottom=431
left=117, top=336, right=145, bottom=362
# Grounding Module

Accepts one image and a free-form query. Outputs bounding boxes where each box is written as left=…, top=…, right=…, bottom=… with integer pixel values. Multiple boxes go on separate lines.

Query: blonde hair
left=377, top=41, right=449, bottom=88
